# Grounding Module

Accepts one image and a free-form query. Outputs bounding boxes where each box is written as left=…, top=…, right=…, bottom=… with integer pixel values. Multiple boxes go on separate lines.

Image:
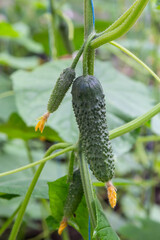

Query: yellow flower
left=35, top=112, right=50, bottom=133
left=58, top=218, right=68, bottom=235
left=106, top=181, right=117, bottom=208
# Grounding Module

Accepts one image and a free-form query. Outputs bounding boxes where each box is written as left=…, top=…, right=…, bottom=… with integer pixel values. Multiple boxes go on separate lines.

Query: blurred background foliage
left=0, top=0, right=160, bottom=239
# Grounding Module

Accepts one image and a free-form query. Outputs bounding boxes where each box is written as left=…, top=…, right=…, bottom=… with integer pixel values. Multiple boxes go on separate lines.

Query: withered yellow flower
left=35, top=112, right=50, bottom=133
left=106, top=181, right=117, bottom=208
left=58, top=218, right=68, bottom=235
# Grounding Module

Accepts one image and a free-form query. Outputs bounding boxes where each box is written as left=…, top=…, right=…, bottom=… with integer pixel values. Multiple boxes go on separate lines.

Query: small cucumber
left=72, top=75, right=115, bottom=182
left=64, top=169, right=83, bottom=218
left=47, top=67, right=75, bottom=113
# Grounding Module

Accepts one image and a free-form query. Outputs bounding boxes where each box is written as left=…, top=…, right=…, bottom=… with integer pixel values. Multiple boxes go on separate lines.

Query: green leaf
left=0, top=22, right=19, bottom=38
left=0, top=53, right=40, bottom=69
left=48, top=176, right=89, bottom=239
left=119, top=218, right=160, bottom=240
left=11, top=59, right=153, bottom=154
left=93, top=198, right=120, bottom=240
left=0, top=113, right=61, bottom=141
left=0, top=74, right=17, bottom=121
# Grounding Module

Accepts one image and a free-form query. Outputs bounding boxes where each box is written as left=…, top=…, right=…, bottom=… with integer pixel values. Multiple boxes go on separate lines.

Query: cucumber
left=72, top=75, right=115, bottom=182
left=47, top=67, right=75, bottom=113
left=64, top=169, right=83, bottom=218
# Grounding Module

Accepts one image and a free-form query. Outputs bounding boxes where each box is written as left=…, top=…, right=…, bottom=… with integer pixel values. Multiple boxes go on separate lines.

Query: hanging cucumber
left=58, top=169, right=83, bottom=235
left=72, top=75, right=115, bottom=182
left=47, top=67, right=75, bottom=113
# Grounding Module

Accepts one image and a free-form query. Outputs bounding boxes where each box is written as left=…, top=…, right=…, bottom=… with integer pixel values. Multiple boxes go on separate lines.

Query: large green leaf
left=48, top=175, right=88, bottom=240
left=0, top=140, right=67, bottom=199
left=0, top=74, right=17, bottom=121
left=119, top=218, right=160, bottom=240
left=11, top=59, right=153, bottom=154
left=93, top=198, right=120, bottom=240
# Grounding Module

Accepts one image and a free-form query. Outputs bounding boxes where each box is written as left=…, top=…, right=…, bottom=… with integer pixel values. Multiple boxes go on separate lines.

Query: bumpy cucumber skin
left=72, top=75, right=115, bottom=182
left=47, top=68, right=75, bottom=113
left=64, top=169, right=83, bottom=218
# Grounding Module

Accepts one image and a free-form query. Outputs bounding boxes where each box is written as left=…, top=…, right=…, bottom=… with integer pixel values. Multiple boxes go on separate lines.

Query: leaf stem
left=83, top=33, right=95, bottom=76
left=78, top=142, right=97, bottom=230
left=137, top=135, right=160, bottom=143
left=67, top=150, right=75, bottom=183
left=109, top=41, right=160, bottom=83
left=0, top=144, right=75, bottom=178
left=84, top=0, right=95, bottom=39
left=9, top=143, right=74, bottom=240
left=0, top=205, right=20, bottom=236
left=91, top=0, right=149, bottom=49
left=109, top=102, right=160, bottom=140
left=24, top=141, right=36, bottom=174
left=71, top=43, right=85, bottom=69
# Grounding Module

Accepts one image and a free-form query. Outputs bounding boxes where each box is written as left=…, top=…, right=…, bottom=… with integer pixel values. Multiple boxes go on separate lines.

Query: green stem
left=9, top=143, right=73, bottom=240
left=109, top=41, right=160, bottom=83
left=62, top=228, right=70, bottom=240
left=83, top=33, right=95, bottom=76
left=109, top=102, right=160, bottom=140
left=78, top=142, right=97, bottom=230
left=138, top=135, right=160, bottom=142
left=84, top=0, right=95, bottom=39
left=24, top=141, right=36, bottom=174
left=0, top=144, right=75, bottom=178
left=0, top=205, right=20, bottom=236
left=48, top=0, right=55, bottom=60
left=91, top=0, right=149, bottom=49
left=71, top=43, right=85, bottom=69
left=87, top=47, right=95, bottom=75
left=67, top=150, right=75, bottom=183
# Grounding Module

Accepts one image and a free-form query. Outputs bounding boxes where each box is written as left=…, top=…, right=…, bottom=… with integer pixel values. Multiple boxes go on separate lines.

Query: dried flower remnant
left=106, top=181, right=117, bottom=208
left=58, top=217, right=68, bottom=235
left=35, top=112, right=50, bottom=133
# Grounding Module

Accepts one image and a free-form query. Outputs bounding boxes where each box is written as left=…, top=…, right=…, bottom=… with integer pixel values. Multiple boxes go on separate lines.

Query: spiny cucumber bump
left=72, top=75, right=115, bottom=182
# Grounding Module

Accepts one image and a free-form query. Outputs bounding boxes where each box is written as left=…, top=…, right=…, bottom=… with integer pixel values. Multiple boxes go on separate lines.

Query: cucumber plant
left=5, top=1, right=160, bottom=240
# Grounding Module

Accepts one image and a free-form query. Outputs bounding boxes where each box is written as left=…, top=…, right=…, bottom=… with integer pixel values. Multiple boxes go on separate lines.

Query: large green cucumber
left=72, top=75, right=115, bottom=182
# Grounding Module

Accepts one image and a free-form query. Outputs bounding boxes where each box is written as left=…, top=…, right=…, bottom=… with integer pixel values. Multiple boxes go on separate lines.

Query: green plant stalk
left=0, top=205, right=20, bottom=236
left=48, top=0, right=55, bottom=60
left=78, top=143, right=97, bottom=231
left=138, top=135, right=160, bottom=142
left=24, top=141, right=36, bottom=174
left=67, top=150, right=75, bottom=183
left=8, top=143, right=74, bottom=240
left=91, top=0, right=149, bottom=49
left=109, top=102, right=160, bottom=140
left=71, top=43, right=85, bottom=69
left=87, top=47, right=95, bottom=75
left=109, top=41, right=160, bottom=83
left=0, top=144, right=75, bottom=178
left=83, top=33, right=95, bottom=75
left=84, top=0, right=95, bottom=39
left=100, top=0, right=137, bottom=35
